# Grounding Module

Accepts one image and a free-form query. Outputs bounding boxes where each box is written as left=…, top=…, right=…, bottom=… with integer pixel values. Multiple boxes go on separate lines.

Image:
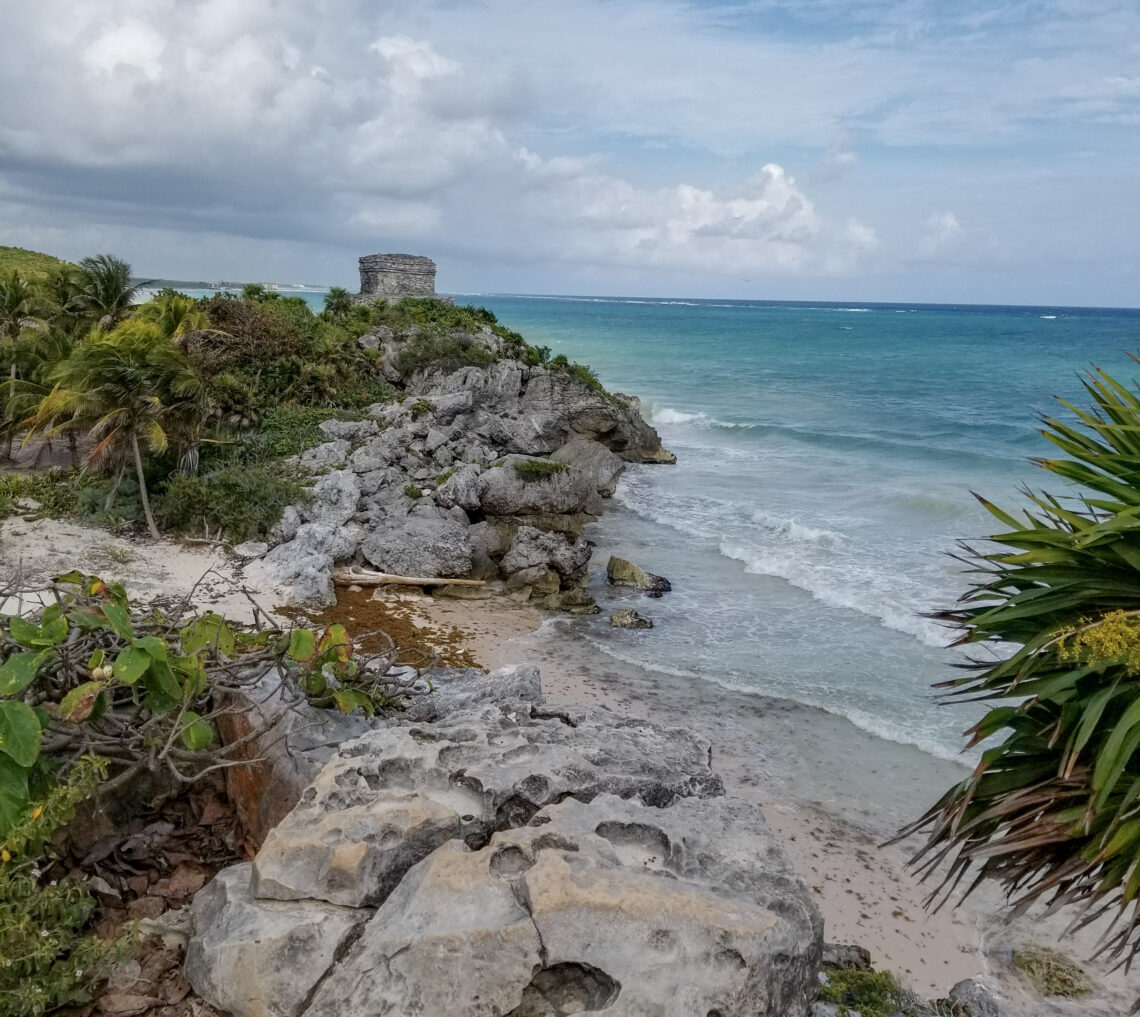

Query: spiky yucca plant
left=902, top=360, right=1140, bottom=969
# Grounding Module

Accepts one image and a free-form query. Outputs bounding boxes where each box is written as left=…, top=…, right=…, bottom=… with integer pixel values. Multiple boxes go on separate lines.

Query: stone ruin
left=356, top=253, right=446, bottom=303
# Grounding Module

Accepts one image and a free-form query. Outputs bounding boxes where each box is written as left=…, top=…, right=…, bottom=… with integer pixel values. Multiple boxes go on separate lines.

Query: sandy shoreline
left=2, top=515, right=1132, bottom=1012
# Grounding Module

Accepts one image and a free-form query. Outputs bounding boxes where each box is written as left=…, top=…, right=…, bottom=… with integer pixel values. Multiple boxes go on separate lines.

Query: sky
left=1, top=0, right=1138, bottom=305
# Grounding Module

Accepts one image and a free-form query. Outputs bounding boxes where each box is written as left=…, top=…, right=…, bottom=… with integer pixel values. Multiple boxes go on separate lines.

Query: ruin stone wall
left=358, top=254, right=437, bottom=299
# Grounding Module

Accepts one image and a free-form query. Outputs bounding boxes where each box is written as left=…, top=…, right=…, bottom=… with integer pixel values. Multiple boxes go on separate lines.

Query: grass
left=1011, top=946, right=1093, bottom=998
left=403, top=483, right=423, bottom=499
left=409, top=399, right=435, bottom=420
left=0, top=246, right=69, bottom=281
left=512, top=459, right=568, bottom=482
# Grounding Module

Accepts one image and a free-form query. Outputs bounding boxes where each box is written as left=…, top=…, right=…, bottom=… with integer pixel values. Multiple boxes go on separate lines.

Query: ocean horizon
left=158, top=286, right=1140, bottom=766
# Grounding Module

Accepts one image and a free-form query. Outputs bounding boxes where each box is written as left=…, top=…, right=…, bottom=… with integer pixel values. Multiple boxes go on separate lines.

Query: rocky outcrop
left=611, top=607, right=654, bottom=629
left=254, top=324, right=674, bottom=608
left=185, top=666, right=823, bottom=1017
left=607, top=554, right=673, bottom=596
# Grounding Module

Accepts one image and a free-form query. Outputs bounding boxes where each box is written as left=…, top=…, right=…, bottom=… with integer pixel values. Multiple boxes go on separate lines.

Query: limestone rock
left=184, top=864, right=365, bottom=1017
left=500, top=525, right=592, bottom=579
left=607, top=554, right=672, bottom=596
left=304, top=794, right=822, bottom=1017
left=231, top=540, right=268, bottom=559
left=477, top=454, right=600, bottom=518
left=611, top=608, right=653, bottom=629
left=250, top=699, right=723, bottom=908
left=360, top=507, right=473, bottom=577
left=298, top=469, right=360, bottom=527
left=216, top=666, right=374, bottom=845
left=318, top=418, right=378, bottom=442
left=822, top=942, right=872, bottom=971
left=298, top=439, right=348, bottom=471
left=551, top=434, right=627, bottom=497
left=948, top=979, right=1025, bottom=1017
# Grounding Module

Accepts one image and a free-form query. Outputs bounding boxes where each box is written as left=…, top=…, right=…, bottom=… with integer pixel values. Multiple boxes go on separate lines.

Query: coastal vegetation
left=0, top=249, right=580, bottom=544
left=904, top=362, right=1140, bottom=966
left=0, top=568, right=422, bottom=1013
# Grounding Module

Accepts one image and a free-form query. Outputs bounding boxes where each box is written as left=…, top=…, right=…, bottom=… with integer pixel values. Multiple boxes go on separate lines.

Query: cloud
left=916, top=211, right=964, bottom=259
left=0, top=0, right=1137, bottom=302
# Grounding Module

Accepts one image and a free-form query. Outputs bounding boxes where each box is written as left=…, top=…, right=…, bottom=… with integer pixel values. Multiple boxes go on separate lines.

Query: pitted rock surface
left=249, top=702, right=720, bottom=907
left=251, top=699, right=724, bottom=908
left=184, top=864, right=365, bottom=1017
left=302, top=794, right=822, bottom=1017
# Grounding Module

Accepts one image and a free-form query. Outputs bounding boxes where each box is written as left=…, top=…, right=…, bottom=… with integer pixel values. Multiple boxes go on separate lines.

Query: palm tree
left=322, top=287, right=353, bottom=319
left=26, top=323, right=206, bottom=538
left=75, top=254, right=139, bottom=329
left=0, top=270, right=46, bottom=457
left=137, top=292, right=211, bottom=339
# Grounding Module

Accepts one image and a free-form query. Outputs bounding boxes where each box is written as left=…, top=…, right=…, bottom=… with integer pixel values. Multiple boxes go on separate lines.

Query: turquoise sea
left=470, top=295, right=1140, bottom=766
left=168, top=287, right=1140, bottom=771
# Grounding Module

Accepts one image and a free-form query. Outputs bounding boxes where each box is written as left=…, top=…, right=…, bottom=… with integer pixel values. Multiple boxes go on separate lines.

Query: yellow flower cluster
left=1059, top=611, right=1140, bottom=674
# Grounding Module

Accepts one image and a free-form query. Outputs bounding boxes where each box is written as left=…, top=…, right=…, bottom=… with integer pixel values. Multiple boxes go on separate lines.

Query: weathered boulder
left=822, top=942, right=872, bottom=971
left=477, top=455, right=601, bottom=519
left=551, top=434, right=627, bottom=496
left=360, top=506, right=473, bottom=577
left=611, top=608, right=653, bottom=629
left=607, top=554, right=672, bottom=596
left=303, top=794, right=822, bottom=1017
left=231, top=540, right=268, bottom=559
left=254, top=522, right=358, bottom=608
left=251, top=700, right=723, bottom=908
left=434, top=462, right=483, bottom=512
left=318, top=418, right=378, bottom=443
left=948, top=979, right=1025, bottom=1017
left=500, top=525, right=592, bottom=579
left=298, top=439, right=348, bottom=471
left=298, top=470, right=360, bottom=527
left=216, top=666, right=374, bottom=845
left=184, top=865, right=365, bottom=1017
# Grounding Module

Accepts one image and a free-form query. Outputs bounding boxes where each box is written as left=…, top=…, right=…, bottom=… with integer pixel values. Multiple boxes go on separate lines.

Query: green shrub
left=391, top=333, right=495, bottom=378
left=155, top=464, right=304, bottom=542
left=0, top=470, right=89, bottom=521
left=409, top=399, right=435, bottom=420
left=512, top=459, right=568, bottom=483
left=549, top=354, right=606, bottom=394
left=403, top=483, right=423, bottom=500
left=0, top=758, right=126, bottom=1017
left=817, top=968, right=904, bottom=1017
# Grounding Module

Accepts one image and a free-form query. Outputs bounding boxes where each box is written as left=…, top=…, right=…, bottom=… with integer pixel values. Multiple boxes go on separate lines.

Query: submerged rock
left=606, top=554, right=673, bottom=596
left=610, top=607, right=654, bottom=629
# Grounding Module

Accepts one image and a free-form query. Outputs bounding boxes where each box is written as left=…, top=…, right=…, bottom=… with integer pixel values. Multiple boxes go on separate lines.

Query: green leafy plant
left=817, top=968, right=905, bottom=1017
left=512, top=459, right=568, bottom=482
left=900, top=360, right=1140, bottom=967
left=0, top=757, right=128, bottom=1017
left=408, top=399, right=434, bottom=420
left=403, top=483, right=423, bottom=500
left=0, top=573, right=425, bottom=834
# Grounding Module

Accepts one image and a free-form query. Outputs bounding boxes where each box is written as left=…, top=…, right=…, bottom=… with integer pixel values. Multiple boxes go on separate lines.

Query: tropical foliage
left=902, top=361, right=1140, bottom=967
left=0, top=572, right=419, bottom=834
left=0, top=757, right=125, bottom=1017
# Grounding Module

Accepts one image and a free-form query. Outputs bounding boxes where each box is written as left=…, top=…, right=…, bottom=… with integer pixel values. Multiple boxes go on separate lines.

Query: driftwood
left=332, top=564, right=486, bottom=588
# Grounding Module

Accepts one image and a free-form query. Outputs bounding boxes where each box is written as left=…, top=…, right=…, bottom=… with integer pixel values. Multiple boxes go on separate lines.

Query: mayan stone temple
left=356, top=253, right=449, bottom=303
